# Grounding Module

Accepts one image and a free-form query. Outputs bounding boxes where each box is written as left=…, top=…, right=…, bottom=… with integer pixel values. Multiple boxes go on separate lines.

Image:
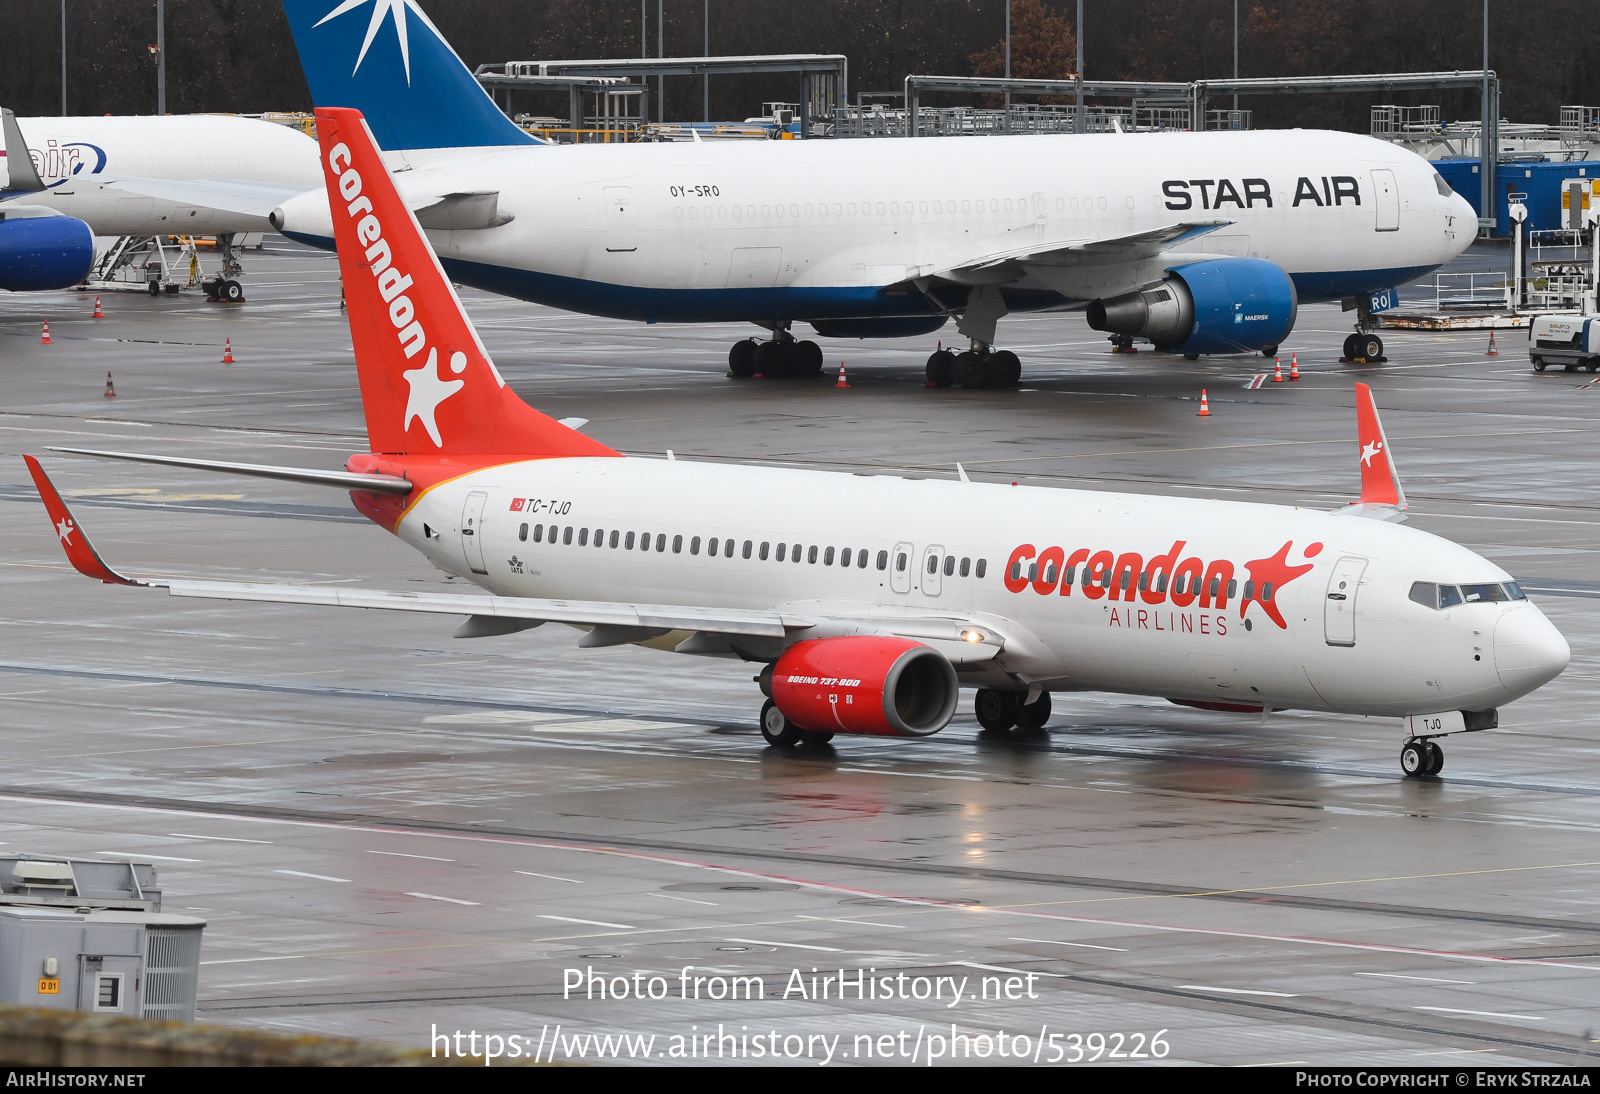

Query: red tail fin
left=315, top=107, right=617, bottom=460
left=1354, top=382, right=1406, bottom=509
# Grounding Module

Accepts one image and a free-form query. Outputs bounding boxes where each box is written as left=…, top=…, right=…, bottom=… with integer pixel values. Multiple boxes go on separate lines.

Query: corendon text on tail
left=26, top=107, right=1570, bottom=781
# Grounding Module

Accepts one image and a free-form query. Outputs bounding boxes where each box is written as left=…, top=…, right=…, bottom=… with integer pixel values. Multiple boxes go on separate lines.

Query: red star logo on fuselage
left=1240, top=540, right=1320, bottom=628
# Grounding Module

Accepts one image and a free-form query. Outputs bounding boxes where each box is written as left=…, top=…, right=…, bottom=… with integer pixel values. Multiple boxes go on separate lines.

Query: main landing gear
left=729, top=328, right=824, bottom=379
left=1400, top=736, right=1444, bottom=778
left=925, top=344, right=1022, bottom=390
left=974, top=688, right=1051, bottom=735
left=759, top=699, right=834, bottom=749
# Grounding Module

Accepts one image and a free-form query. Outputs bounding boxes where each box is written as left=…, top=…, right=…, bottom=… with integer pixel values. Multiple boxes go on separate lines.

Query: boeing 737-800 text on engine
left=28, top=108, right=1566, bottom=780
left=262, top=0, right=1477, bottom=387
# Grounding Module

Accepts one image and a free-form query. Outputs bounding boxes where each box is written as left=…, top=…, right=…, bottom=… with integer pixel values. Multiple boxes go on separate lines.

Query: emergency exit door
left=1324, top=556, right=1368, bottom=647
left=461, top=491, right=488, bottom=575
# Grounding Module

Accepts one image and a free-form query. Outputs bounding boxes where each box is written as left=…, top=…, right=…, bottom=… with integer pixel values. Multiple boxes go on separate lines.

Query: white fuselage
left=385, top=456, right=1564, bottom=719
left=281, top=129, right=1477, bottom=323
left=12, top=115, right=321, bottom=236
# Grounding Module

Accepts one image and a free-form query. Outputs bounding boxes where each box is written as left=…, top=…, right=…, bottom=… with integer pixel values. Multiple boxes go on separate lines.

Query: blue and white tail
left=281, top=0, right=534, bottom=152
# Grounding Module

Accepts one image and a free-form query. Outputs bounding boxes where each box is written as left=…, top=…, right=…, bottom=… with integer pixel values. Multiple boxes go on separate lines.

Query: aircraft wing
left=103, top=176, right=316, bottom=218
left=910, top=220, right=1233, bottom=283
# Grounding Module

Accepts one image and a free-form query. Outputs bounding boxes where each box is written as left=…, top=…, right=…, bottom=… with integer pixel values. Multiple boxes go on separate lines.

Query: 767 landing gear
left=925, top=344, right=1021, bottom=390
left=1342, top=331, right=1385, bottom=364
left=1400, top=736, right=1444, bottom=777
left=729, top=329, right=824, bottom=379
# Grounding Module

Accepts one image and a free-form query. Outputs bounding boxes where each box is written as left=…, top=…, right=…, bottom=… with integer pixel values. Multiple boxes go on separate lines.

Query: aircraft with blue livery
left=268, top=0, right=1478, bottom=387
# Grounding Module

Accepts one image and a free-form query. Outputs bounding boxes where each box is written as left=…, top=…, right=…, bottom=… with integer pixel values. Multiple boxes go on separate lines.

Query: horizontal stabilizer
left=46, top=447, right=413, bottom=494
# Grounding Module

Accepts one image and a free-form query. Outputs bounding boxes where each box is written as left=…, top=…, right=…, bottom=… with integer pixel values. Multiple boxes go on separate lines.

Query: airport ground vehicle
left=27, top=108, right=1567, bottom=780
left=1529, top=313, right=1600, bottom=372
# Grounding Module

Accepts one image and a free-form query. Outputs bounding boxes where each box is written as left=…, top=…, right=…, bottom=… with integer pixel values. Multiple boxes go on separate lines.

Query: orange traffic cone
left=1273, top=356, right=1283, bottom=382
left=222, top=338, right=235, bottom=364
left=835, top=364, right=849, bottom=388
left=92, top=296, right=103, bottom=319
left=1486, top=329, right=1499, bottom=356
left=1198, top=389, right=1210, bottom=417
left=40, top=322, right=51, bottom=345
left=1289, top=352, right=1300, bottom=381
left=103, top=372, right=116, bottom=398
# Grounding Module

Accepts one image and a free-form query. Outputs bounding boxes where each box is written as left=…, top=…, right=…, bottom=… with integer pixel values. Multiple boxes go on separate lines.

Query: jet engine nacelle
left=1086, top=257, right=1298, bottom=356
left=0, top=208, right=94, bottom=292
left=771, top=636, right=959, bottom=737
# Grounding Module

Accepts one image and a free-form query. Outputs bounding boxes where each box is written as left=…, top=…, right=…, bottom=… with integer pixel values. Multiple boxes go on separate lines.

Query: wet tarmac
left=1, top=239, right=1597, bottom=1066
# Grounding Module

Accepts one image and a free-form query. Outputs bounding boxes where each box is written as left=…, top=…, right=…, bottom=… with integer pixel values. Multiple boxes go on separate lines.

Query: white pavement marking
left=1414, top=1006, right=1546, bottom=1021
left=796, top=915, right=905, bottom=929
left=274, top=869, right=351, bottom=883
left=1356, top=972, right=1477, bottom=985
left=1010, top=936, right=1129, bottom=952
left=649, top=893, right=717, bottom=906
left=725, top=937, right=841, bottom=952
left=1179, top=985, right=1299, bottom=998
left=539, top=914, right=636, bottom=929
left=95, top=851, right=200, bottom=862
left=169, top=832, right=272, bottom=844
left=514, top=870, right=583, bottom=884
left=408, top=892, right=481, bottom=906
left=366, top=850, right=453, bottom=861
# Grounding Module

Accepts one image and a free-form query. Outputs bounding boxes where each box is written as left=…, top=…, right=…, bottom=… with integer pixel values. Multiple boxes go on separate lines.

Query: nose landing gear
left=1400, top=737, right=1444, bottom=777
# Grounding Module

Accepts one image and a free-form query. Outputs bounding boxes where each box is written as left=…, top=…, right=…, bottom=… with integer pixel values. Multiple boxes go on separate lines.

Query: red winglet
left=23, top=455, right=144, bottom=586
left=1354, top=383, right=1406, bottom=510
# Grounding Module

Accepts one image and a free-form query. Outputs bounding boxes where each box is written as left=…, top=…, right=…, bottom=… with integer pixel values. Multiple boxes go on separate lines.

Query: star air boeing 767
left=28, top=108, right=1567, bottom=778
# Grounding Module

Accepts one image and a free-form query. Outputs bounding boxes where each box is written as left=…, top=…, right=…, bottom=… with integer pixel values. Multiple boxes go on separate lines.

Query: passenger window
left=726, top=539, right=736, bottom=558
left=639, top=531, right=650, bottom=548
left=808, top=545, right=818, bottom=564
left=760, top=541, right=770, bottom=560
left=896, top=552, right=907, bottom=572
left=519, top=523, right=528, bottom=542
left=743, top=540, right=753, bottom=559
left=857, top=549, right=868, bottom=568
left=625, top=531, right=635, bottom=549
left=1242, top=580, right=1254, bottom=600
left=944, top=556, right=955, bottom=577
left=1262, top=582, right=1273, bottom=602
left=1208, top=576, right=1220, bottom=598
left=1138, top=573, right=1150, bottom=592
left=1028, top=562, right=1038, bottom=582
left=656, top=534, right=667, bottom=552
left=578, top=528, right=589, bottom=546
left=563, top=527, right=574, bottom=545
left=609, top=530, right=619, bottom=548
left=877, top=550, right=888, bottom=571
left=534, top=524, right=544, bottom=543
left=1439, top=584, right=1462, bottom=608
left=594, top=528, right=604, bottom=548
left=1063, top=565, right=1074, bottom=585
left=1227, top=579, right=1238, bottom=599
left=690, top=536, right=701, bottom=555
left=708, top=537, right=719, bottom=556
left=960, top=557, right=970, bottom=577
left=1156, top=573, right=1167, bottom=593
left=1009, top=561, right=1022, bottom=582
left=824, top=547, right=835, bottom=565
left=1409, top=581, right=1435, bottom=608
left=838, top=547, right=849, bottom=568
left=975, top=559, right=987, bottom=579
left=777, top=542, right=787, bottom=562
left=932, top=556, right=942, bottom=575
left=673, top=534, right=683, bottom=554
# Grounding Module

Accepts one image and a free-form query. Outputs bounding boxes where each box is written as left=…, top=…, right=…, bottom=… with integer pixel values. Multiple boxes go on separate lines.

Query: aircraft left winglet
left=24, top=455, right=148, bottom=586
left=1339, top=382, right=1409, bottom=522
left=2, top=108, right=46, bottom=194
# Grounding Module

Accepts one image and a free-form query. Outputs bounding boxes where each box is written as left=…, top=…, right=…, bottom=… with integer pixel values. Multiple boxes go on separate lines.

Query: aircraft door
left=1371, top=169, right=1399, bottom=232
left=890, top=542, right=913, bottom=594
left=1323, top=556, right=1368, bottom=646
left=604, top=186, right=637, bottom=252
left=921, top=545, right=944, bottom=596
left=461, top=491, right=489, bottom=575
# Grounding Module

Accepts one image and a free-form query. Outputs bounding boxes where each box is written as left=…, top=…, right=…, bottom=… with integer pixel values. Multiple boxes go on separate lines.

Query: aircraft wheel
left=753, top=340, right=790, bottom=378
left=799, top=730, right=835, bottom=746
left=1424, top=741, right=1445, bottom=776
left=985, top=349, right=1021, bottom=388
left=1261, top=345, right=1279, bottom=357
left=222, top=279, right=244, bottom=303
left=1532, top=356, right=1546, bottom=372
left=729, top=338, right=758, bottom=377
left=952, top=351, right=986, bottom=389
left=1400, top=739, right=1427, bottom=777
left=1342, top=333, right=1359, bottom=359
left=974, top=688, right=1019, bottom=733
left=760, top=699, right=802, bottom=748
left=1587, top=361, right=1599, bottom=374
left=1355, top=334, right=1383, bottom=361
left=926, top=350, right=954, bottom=388
left=1013, top=691, right=1052, bottom=732
left=793, top=339, right=824, bottom=376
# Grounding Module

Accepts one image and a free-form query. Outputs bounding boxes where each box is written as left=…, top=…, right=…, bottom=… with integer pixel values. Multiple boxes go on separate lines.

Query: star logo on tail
left=1240, top=541, right=1319, bottom=629
left=315, top=0, right=444, bottom=85
left=55, top=517, right=75, bottom=545
left=1360, top=439, right=1383, bottom=467
left=402, top=347, right=463, bottom=448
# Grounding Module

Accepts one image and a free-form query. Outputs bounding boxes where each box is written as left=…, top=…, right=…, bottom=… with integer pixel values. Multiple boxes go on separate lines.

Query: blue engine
left=0, top=210, right=95, bottom=292
left=1086, top=257, right=1298, bottom=356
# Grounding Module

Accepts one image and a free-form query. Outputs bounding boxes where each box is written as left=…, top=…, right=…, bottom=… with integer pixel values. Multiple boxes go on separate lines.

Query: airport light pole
left=703, top=0, right=709, bottom=123
left=657, top=0, right=663, bottom=123
left=155, top=0, right=166, bottom=115
left=1233, top=0, right=1239, bottom=122
left=1074, top=0, right=1084, bottom=134
left=1003, top=0, right=1011, bottom=135
left=60, top=0, right=67, bottom=115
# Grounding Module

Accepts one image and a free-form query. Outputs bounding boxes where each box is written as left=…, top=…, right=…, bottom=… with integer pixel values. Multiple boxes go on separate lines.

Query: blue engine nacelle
left=1086, top=257, right=1298, bottom=356
left=0, top=209, right=95, bottom=292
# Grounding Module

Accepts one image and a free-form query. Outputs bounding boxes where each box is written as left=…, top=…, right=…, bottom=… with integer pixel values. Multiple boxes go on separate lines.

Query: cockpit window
left=1433, top=171, right=1452, bottom=197
left=1411, top=581, right=1522, bottom=609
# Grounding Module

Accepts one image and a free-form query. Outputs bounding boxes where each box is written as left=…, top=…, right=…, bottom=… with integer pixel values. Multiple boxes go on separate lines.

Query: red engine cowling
left=771, top=637, right=959, bottom=737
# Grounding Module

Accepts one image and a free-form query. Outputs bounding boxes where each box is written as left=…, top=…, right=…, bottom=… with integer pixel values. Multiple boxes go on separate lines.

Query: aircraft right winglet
left=24, top=455, right=148, bottom=586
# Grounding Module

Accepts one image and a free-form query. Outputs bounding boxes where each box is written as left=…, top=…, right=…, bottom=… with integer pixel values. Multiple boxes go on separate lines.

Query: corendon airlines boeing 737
left=28, top=109, right=1568, bottom=779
